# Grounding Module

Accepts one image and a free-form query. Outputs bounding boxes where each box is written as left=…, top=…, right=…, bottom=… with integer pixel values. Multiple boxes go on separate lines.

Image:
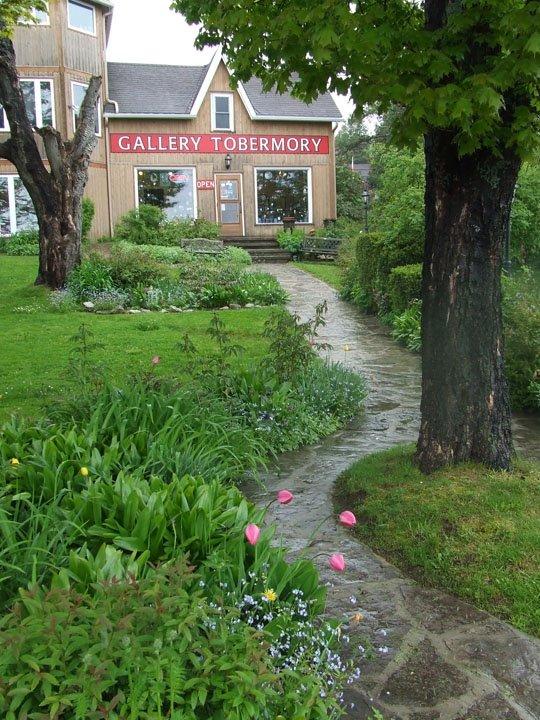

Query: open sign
left=197, top=180, right=215, bottom=190
left=168, top=172, right=188, bottom=183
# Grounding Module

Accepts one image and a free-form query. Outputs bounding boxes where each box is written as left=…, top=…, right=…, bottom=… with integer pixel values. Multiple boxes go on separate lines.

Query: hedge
left=388, top=263, right=422, bottom=312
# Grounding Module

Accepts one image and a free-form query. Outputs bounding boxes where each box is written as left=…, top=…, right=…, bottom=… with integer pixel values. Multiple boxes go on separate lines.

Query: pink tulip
left=151, top=356, right=161, bottom=366
left=277, top=490, right=294, bottom=505
left=329, top=553, right=346, bottom=572
left=245, top=523, right=261, bottom=546
left=339, top=510, right=357, bottom=527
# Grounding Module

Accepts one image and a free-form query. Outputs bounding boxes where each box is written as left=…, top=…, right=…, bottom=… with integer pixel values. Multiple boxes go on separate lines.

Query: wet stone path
left=245, top=265, right=540, bottom=720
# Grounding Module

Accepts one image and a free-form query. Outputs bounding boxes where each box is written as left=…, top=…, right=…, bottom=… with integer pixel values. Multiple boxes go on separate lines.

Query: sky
left=106, top=0, right=354, bottom=120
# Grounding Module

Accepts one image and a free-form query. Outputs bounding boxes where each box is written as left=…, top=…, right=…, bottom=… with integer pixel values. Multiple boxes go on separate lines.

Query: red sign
left=168, top=172, right=188, bottom=183
left=110, top=133, right=329, bottom=155
left=197, top=180, right=215, bottom=190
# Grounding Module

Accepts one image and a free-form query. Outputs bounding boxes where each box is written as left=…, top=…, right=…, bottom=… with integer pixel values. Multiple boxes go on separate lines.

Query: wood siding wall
left=107, top=62, right=337, bottom=237
left=0, top=0, right=109, bottom=234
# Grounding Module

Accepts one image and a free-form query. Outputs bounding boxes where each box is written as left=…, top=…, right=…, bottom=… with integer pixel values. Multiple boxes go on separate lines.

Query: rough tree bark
left=416, top=0, right=522, bottom=473
left=0, top=32, right=100, bottom=289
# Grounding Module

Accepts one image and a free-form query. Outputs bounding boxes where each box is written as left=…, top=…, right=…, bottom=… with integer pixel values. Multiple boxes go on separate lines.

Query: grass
left=292, top=261, right=343, bottom=290
left=335, top=445, right=540, bottom=636
left=0, top=257, right=272, bottom=421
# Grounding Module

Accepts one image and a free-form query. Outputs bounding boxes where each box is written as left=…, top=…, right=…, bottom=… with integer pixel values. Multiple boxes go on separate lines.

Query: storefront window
left=0, top=175, right=38, bottom=235
left=255, top=168, right=311, bottom=224
left=137, top=168, right=196, bottom=220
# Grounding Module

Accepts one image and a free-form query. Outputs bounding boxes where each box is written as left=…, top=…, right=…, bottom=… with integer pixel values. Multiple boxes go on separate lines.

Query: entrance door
left=215, top=174, right=244, bottom=236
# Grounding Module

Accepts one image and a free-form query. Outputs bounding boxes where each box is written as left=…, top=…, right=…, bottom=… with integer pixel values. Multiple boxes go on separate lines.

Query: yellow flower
left=351, top=612, right=365, bottom=625
left=9, top=458, right=20, bottom=466
left=262, top=588, right=277, bottom=603
left=80, top=466, right=89, bottom=477
left=343, top=344, right=351, bottom=352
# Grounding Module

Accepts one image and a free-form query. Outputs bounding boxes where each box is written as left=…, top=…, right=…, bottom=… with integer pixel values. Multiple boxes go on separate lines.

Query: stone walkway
left=246, top=265, right=540, bottom=720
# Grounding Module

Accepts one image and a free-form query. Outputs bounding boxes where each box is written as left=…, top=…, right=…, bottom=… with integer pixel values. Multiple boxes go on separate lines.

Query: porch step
left=222, top=235, right=291, bottom=263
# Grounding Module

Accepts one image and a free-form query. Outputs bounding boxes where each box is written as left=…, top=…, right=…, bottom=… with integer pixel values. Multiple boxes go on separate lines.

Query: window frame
left=0, top=78, right=55, bottom=131
left=71, top=81, right=101, bottom=137
left=134, top=166, right=198, bottom=220
left=67, top=0, right=96, bottom=36
left=0, top=174, right=38, bottom=236
left=211, top=92, right=234, bottom=132
left=253, top=166, right=313, bottom=226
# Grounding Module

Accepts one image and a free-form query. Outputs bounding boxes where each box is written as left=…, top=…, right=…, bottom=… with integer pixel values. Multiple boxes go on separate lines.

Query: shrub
left=67, top=254, right=113, bottom=300
left=388, top=263, right=422, bottom=312
left=115, top=204, right=165, bottom=244
left=117, top=240, right=191, bottom=265
left=81, top=197, right=95, bottom=242
left=276, top=227, right=305, bottom=253
left=0, top=229, right=39, bottom=256
left=222, top=245, right=252, bottom=266
left=503, top=272, right=540, bottom=412
left=391, top=301, right=422, bottom=352
left=107, top=245, right=170, bottom=289
left=336, top=165, right=366, bottom=221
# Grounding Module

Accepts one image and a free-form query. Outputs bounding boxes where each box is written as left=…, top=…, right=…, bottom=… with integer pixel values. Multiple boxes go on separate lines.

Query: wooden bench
left=301, top=236, right=341, bottom=260
left=180, top=238, right=224, bottom=257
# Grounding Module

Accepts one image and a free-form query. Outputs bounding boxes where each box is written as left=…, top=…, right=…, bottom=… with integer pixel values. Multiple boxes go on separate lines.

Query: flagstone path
left=246, top=265, right=540, bottom=720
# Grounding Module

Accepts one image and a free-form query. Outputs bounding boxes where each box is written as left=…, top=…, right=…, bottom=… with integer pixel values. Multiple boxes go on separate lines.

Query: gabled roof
left=106, top=62, right=209, bottom=117
left=105, top=53, right=342, bottom=122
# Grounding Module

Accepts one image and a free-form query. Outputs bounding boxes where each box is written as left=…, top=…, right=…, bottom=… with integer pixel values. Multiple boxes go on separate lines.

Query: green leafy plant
left=276, top=227, right=305, bottom=253
left=81, top=197, right=95, bottom=242
left=0, top=230, right=39, bottom=256
left=391, top=301, right=422, bottom=352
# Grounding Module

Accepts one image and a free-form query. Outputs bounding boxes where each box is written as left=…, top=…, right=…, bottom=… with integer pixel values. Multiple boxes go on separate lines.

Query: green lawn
left=292, top=261, right=343, bottom=290
left=335, top=445, right=540, bottom=636
left=0, top=257, right=272, bottom=421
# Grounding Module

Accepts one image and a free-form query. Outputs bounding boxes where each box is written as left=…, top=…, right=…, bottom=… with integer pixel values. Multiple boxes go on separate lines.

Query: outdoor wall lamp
left=225, top=153, right=232, bottom=170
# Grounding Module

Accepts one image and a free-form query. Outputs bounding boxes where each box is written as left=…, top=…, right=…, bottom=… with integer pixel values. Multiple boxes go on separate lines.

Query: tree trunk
left=416, top=130, right=521, bottom=474
left=0, top=32, right=100, bottom=289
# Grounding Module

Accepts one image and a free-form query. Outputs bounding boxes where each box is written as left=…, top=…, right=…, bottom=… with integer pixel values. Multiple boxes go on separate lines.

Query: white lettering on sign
left=197, top=180, right=216, bottom=190
left=110, top=133, right=330, bottom=155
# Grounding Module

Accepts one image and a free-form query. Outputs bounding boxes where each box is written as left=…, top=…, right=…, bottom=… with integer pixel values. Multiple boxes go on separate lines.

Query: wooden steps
left=223, top=236, right=291, bottom=263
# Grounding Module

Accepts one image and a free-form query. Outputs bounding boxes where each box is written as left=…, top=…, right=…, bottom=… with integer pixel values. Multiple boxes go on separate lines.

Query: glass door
left=216, top=174, right=243, bottom=236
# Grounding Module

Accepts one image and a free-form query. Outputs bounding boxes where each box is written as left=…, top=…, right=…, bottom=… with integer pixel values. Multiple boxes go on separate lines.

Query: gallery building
left=0, top=0, right=343, bottom=239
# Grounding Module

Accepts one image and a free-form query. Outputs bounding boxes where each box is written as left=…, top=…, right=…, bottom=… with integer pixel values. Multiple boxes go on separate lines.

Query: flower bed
left=56, top=245, right=286, bottom=312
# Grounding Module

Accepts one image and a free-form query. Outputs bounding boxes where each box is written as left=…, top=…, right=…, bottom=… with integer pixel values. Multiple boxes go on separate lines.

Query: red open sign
left=197, top=180, right=215, bottom=190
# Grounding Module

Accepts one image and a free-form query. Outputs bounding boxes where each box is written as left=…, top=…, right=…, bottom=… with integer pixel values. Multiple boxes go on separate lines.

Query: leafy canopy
left=0, top=1, right=47, bottom=35
left=172, top=0, right=540, bottom=155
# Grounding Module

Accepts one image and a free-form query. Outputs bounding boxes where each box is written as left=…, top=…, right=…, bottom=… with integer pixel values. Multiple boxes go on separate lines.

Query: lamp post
left=362, top=187, right=370, bottom=232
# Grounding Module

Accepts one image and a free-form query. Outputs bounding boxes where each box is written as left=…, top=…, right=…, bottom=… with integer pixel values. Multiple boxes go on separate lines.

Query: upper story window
left=211, top=93, right=234, bottom=131
left=0, top=79, right=55, bottom=131
left=68, top=0, right=96, bottom=35
left=71, top=82, right=101, bottom=136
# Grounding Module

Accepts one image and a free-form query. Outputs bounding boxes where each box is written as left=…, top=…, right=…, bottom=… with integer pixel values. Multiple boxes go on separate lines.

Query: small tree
left=172, top=0, right=540, bottom=473
left=0, top=2, right=101, bottom=288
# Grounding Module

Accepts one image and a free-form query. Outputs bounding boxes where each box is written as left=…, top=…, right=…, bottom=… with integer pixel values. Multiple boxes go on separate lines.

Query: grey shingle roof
left=107, top=62, right=209, bottom=116
left=106, top=62, right=342, bottom=121
left=242, top=76, right=342, bottom=120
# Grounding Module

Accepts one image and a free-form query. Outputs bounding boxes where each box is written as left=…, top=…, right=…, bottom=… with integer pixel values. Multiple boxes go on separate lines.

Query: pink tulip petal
left=245, top=523, right=261, bottom=546
left=339, top=510, right=357, bottom=527
left=329, top=553, right=346, bottom=572
left=277, top=490, right=294, bottom=505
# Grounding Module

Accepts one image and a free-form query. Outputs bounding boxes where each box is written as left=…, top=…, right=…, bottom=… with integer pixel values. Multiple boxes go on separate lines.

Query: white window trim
left=67, top=0, right=96, bottom=36
left=134, top=167, right=198, bottom=221
left=71, top=81, right=101, bottom=137
left=253, top=166, right=313, bottom=226
left=211, top=92, right=234, bottom=132
left=1, top=79, right=55, bottom=131
left=0, top=175, right=37, bottom=236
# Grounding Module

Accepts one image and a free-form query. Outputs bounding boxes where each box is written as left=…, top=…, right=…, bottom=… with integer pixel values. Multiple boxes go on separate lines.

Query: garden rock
left=83, top=301, right=95, bottom=310
left=128, top=309, right=141, bottom=314
left=169, top=306, right=183, bottom=313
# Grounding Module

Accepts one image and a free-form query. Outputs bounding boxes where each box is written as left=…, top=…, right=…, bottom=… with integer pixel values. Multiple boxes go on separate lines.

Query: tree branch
left=70, top=75, right=102, bottom=165
left=36, top=125, right=66, bottom=181
left=0, top=136, right=13, bottom=161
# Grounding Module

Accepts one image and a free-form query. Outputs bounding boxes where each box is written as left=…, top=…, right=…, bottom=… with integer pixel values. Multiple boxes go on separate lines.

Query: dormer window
left=211, top=93, right=234, bottom=131
left=68, top=0, right=96, bottom=36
